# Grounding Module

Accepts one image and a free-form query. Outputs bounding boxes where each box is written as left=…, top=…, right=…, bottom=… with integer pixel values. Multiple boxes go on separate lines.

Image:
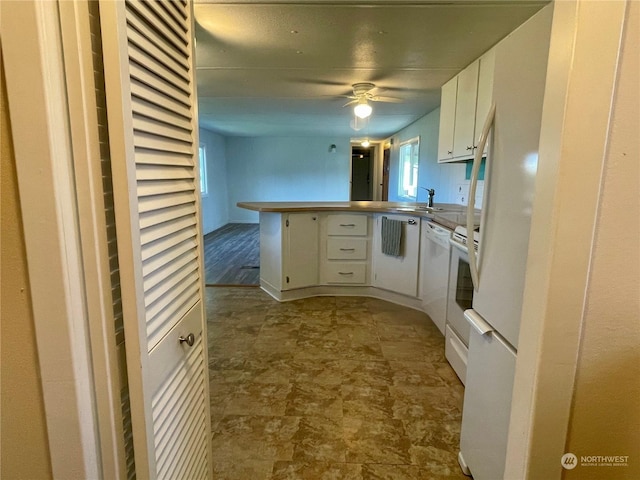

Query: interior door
left=99, top=1, right=212, bottom=478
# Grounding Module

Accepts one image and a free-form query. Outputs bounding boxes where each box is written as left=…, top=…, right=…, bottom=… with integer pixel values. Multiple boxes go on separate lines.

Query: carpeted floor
left=206, top=286, right=467, bottom=479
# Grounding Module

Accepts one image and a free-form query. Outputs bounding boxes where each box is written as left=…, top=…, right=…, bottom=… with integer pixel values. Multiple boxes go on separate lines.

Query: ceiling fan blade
left=370, top=95, right=403, bottom=103
left=343, top=99, right=358, bottom=107
left=296, top=79, right=347, bottom=87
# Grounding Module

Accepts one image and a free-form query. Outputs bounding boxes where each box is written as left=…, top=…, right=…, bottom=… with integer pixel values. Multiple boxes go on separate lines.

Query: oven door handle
left=467, top=102, right=495, bottom=291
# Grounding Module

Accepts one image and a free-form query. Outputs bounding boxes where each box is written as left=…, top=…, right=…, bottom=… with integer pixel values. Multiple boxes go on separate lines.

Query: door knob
left=178, top=333, right=195, bottom=347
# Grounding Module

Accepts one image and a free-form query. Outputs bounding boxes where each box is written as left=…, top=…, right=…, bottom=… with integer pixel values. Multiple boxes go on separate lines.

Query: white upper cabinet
left=437, top=76, right=458, bottom=162
left=452, top=60, right=480, bottom=158
left=438, top=49, right=495, bottom=163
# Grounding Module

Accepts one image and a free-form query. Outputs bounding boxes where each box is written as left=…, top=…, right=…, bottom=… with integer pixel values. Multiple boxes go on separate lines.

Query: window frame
left=198, top=143, right=208, bottom=197
left=397, top=136, right=420, bottom=200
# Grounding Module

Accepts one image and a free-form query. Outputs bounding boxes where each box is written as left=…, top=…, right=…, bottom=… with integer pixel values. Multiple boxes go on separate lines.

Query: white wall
left=199, top=128, right=229, bottom=234
left=226, top=136, right=351, bottom=222
left=387, top=108, right=483, bottom=207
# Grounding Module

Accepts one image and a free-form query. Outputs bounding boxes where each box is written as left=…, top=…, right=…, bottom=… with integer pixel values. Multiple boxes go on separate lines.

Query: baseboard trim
left=259, top=283, right=425, bottom=312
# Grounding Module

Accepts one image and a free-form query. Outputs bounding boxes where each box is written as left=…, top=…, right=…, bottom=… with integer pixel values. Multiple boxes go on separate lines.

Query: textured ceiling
left=194, top=0, right=548, bottom=139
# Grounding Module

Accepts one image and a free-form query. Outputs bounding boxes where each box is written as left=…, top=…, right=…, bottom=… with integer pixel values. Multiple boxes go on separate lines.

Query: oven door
left=447, top=240, right=473, bottom=347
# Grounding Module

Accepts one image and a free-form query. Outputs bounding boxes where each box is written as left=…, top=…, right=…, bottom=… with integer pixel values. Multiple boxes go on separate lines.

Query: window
left=198, top=144, right=208, bottom=196
left=398, top=136, right=419, bottom=199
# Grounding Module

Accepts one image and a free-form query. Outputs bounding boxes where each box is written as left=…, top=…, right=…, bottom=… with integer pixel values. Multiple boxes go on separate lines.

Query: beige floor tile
left=224, top=382, right=292, bottom=416
left=343, top=416, right=412, bottom=465
left=212, top=458, right=274, bottom=480
left=292, top=416, right=347, bottom=463
left=340, top=360, right=393, bottom=387
left=211, top=415, right=300, bottom=462
left=285, top=382, right=343, bottom=420
left=271, top=461, right=363, bottom=480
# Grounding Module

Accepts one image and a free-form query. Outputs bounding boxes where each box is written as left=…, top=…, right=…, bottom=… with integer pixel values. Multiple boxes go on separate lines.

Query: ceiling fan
left=343, top=82, right=403, bottom=118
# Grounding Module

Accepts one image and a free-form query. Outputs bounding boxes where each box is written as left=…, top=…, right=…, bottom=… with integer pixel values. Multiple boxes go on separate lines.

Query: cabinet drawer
left=327, top=239, right=368, bottom=260
left=324, top=263, right=367, bottom=284
left=327, top=214, right=368, bottom=236
left=445, top=325, right=468, bottom=385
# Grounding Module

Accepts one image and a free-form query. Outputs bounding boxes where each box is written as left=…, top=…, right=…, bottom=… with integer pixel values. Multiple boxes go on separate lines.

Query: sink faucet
left=420, top=187, right=436, bottom=207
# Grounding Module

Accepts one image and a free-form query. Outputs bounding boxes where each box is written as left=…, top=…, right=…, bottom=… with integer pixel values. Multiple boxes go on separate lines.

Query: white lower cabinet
left=284, top=213, right=319, bottom=289
left=320, top=213, right=370, bottom=285
left=260, top=212, right=320, bottom=292
left=260, top=211, right=439, bottom=304
left=372, top=214, right=421, bottom=297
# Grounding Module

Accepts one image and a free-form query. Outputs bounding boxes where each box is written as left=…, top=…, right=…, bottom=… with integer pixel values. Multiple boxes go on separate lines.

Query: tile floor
left=206, top=287, right=468, bottom=480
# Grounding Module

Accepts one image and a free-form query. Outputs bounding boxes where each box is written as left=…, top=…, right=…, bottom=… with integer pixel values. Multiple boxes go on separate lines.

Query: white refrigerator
left=458, top=5, right=553, bottom=479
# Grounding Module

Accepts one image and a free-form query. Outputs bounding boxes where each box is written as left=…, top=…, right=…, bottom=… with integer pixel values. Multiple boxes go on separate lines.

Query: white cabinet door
left=453, top=60, right=480, bottom=158
left=372, top=215, right=421, bottom=297
left=284, top=213, right=319, bottom=289
left=437, top=76, right=458, bottom=162
left=100, top=1, right=212, bottom=478
left=475, top=49, right=496, bottom=155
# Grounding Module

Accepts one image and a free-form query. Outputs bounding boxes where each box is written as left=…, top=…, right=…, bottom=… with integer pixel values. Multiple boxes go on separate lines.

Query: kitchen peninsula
left=238, top=201, right=478, bottom=319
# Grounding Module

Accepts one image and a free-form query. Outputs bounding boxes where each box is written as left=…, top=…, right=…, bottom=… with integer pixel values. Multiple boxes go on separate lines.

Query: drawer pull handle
left=408, top=219, right=417, bottom=225
left=178, top=333, right=195, bottom=347
left=339, top=248, right=356, bottom=251
left=339, top=223, right=356, bottom=227
left=338, top=271, right=354, bottom=275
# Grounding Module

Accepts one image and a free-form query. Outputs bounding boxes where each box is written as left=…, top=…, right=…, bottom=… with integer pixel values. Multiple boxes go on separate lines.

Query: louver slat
left=131, top=80, right=191, bottom=119
left=157, top=0, right=188, bottom=29
left=134, top=131, right=192, bottom=155
left=128, top=44, right=190, bottom=95
left=132, top=114, right=192, bottom=144
left=142, top=228, right=197, bottom=266
left=143, top=249, right=196, bottom=293
left=138, top=190, right=194, bottom=214
left=137, top=178, right=194, bottom=197
left=128, top=62, right=190, bottom=107
left=127, top=24, right=189, bottom=83
left=138, top=202, right=196, bottom=229
left=125, top=8, right=189, bottom=69
left=135, top=149, right=193, bottom=168
left=132, top=96, right=191, bottom=132
left=127, top=0, right=188, bottom=53
left=146, top=275, right=198, bottom=332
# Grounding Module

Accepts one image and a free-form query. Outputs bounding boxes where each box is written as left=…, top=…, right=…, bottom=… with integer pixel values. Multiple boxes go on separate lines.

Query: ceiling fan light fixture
left=354, top=98, right=372, bottom=119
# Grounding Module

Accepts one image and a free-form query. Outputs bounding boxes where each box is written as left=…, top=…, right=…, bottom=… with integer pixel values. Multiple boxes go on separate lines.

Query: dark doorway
left=351, top=146, right=374, bottom=201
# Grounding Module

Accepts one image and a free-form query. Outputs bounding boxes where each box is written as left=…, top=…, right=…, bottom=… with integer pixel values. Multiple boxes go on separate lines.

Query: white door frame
left=3, top=1, right=125, bottom=478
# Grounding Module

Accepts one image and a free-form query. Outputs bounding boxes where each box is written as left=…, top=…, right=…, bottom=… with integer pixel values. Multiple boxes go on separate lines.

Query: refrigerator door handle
left=464, top=309, right=495, bottom=336
left=467, top=103, right=496, bottom=291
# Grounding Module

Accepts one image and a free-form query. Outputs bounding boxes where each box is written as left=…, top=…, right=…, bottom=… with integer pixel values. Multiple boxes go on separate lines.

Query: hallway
left=206, top=287, right=467, bottom=479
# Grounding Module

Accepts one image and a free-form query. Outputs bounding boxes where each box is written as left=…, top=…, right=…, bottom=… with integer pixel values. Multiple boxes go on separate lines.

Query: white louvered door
left=99, top=1, right=212, bottom=478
